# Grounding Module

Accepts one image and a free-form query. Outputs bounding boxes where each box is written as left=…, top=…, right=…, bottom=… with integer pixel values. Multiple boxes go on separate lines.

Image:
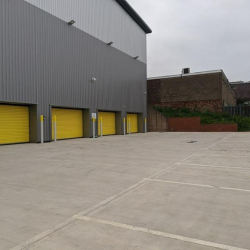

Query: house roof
left=116, top=0, right=152, bottom=34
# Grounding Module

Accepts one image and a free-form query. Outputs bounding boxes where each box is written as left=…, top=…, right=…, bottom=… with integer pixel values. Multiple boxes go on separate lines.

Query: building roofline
left=230, top=81, right=250, bottom=85
left=148, top=70, right=225, bottom=81
left=116, top=0, right=152, bottom=34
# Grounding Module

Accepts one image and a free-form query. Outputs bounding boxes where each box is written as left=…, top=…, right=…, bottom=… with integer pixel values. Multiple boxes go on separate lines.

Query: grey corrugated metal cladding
left=24, top=0, right=151, bottom=64
left=116, top=0, right=152, bottom=34
left=0, top=0, right=148, bottom=142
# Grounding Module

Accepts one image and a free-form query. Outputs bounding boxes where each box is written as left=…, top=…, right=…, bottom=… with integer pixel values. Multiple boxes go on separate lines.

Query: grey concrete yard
left=1, top=132, right=250, bottom=250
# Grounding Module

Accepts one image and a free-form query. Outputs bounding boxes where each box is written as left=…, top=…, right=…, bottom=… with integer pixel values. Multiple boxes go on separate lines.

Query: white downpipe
left=40, top=115, right=44, bottom=144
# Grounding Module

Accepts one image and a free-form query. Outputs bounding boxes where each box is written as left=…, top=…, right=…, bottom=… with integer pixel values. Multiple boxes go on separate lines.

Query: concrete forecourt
left=0, top=132, right=250, bottom=250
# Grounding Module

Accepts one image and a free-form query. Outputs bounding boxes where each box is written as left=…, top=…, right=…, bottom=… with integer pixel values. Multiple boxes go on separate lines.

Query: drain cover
left=187, top=141, right=197, bottom=143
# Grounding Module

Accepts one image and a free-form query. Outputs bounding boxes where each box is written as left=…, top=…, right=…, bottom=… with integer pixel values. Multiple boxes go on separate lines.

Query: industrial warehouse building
left=0, top=0, right=151, bottom=145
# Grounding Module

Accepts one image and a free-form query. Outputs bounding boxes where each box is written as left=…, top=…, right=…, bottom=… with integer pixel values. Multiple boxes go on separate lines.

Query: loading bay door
left=127, top=113, right=138, bottom=133
left=0, top=105, right=30, bottom=145
left=52, top=108, right=83, bottom=140
left=98, top=112, right=116, bottom=136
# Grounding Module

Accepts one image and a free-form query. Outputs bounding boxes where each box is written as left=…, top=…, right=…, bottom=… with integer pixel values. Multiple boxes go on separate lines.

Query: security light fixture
left=68, top=20, right=76, bottom=26
left=91, top=78, right=97, bottom=83
left=107, top=41, right=114, bottom=46
left=133, top=56, right=139, bottom=60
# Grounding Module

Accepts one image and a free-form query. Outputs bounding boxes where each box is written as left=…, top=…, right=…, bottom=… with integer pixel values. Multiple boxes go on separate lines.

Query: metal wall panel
left=0, top=0, right=147, bottom=142
left=24, top=0, right=147, bottom=63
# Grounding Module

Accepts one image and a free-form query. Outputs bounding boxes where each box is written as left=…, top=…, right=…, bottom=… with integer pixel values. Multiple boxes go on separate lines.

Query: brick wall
left=231, top=82, right=250, bottom=101
left=147, top=106, right=168, bottom=132
left=148, top=72, right=222, bottom=103
left=222, top=74, right=236, bottom=106
left=148, top=71, right=236, bottom=112
left=147, top=79, right=161, bottom=104
left=168, top=117, right=201, bottom=132
left=152, top=100, right=223, bottom=113
left=168, top=117, right=238, bottom=132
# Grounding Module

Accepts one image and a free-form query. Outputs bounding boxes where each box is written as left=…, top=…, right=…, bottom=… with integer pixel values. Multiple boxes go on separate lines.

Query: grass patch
left=154, top=106, right=250, bottom=132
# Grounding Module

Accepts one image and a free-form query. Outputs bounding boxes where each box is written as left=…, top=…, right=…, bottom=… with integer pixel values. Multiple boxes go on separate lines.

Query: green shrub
left=154, top=106, right=250, bottom=132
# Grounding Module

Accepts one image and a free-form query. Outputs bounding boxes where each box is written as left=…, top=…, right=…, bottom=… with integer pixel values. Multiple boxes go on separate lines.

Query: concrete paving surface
left=0, top=132, right=250, bottom=250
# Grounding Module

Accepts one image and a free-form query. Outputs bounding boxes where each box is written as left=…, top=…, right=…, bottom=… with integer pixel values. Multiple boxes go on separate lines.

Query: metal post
left=54, top=115, right=57, bottom=142
left=129, top=118, right=131, bottom=135
left=145, top=118, right=147, bottom=133
left=40, top=115, right=44, bottom=144
left=92, top=118, right=96, bottom=139
left=100, top=117, right=103, bottom=138
left=123, top=118, right=126, bottom=135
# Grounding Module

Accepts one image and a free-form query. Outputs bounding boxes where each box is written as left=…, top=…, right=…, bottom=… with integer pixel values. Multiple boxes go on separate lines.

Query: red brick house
left=147, top=70, right=236, bottom=112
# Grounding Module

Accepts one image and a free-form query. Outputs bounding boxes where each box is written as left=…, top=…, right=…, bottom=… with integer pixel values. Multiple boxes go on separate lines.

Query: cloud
left=127, top=0, right=250, bottom=81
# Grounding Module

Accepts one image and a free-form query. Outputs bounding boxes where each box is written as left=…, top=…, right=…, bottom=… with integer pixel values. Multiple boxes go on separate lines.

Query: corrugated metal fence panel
left=24, top=0, right=147, bottom=64
left=223, top=106, right=250, bottom=117
left=0, top=0, right=147, bottom=142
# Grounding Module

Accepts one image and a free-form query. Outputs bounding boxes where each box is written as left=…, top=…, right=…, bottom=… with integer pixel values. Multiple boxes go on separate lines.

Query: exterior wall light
left=91, top=78, right=97, bottom=83
left=133, top=56, right=139, bottom=60
left=68, top=20, right=76, bottom=26
left=107, top=42, right=114, bottom=46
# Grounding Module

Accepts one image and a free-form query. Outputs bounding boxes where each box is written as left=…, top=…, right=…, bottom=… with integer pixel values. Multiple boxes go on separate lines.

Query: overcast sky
left=127, top=0, right=250, bottom=82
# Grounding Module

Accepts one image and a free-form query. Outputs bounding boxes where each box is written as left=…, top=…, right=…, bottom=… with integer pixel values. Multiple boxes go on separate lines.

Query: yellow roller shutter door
left=98, top=112, right=116, bottom=136
left=127, top=113, right=138, bottom=133
left=0, top=105, right=29, bottom=145
left=52, top=108, right=83, bottom=140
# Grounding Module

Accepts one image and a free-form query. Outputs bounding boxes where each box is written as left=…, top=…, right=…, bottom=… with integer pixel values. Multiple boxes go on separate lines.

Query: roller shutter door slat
left=0, top=105, right=29, bottom=145
left=127, top=113, right=138, bottom=133
left=98, top=112, right=116, bottom=136
left=52, top=108, right=83, bottom=140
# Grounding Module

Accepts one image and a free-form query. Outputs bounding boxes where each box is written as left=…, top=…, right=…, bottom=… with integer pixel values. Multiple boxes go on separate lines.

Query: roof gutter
left=116, top=0, right=152, bottom=34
